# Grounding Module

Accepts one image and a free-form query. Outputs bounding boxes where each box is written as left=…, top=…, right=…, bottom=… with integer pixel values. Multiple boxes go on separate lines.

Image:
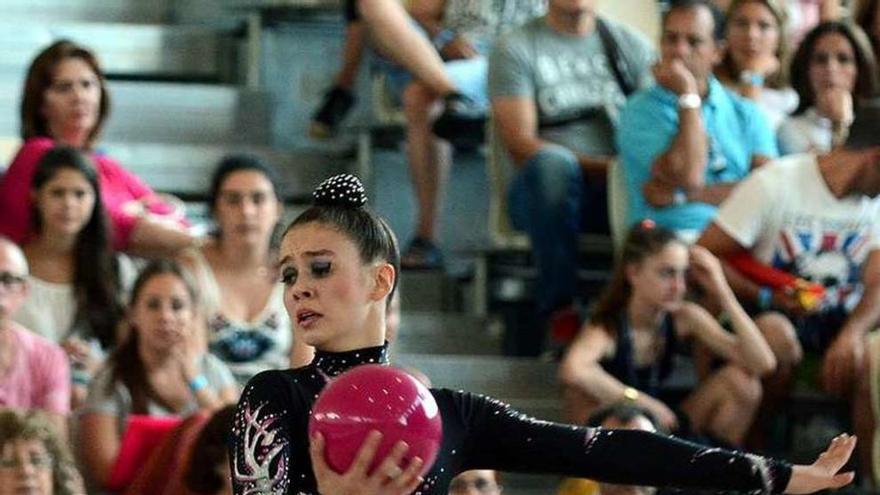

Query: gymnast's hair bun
left=312, top=174, right=367, bottom=208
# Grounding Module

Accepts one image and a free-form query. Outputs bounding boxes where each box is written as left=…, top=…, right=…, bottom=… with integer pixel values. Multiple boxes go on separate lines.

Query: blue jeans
left=508, top=145, right=607, bottom=316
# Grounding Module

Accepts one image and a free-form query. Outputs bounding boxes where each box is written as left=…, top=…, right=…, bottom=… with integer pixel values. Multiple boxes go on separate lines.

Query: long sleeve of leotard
left=448, top=390, right=792, bottom=494
left=230, top=371, right=296, bottom=495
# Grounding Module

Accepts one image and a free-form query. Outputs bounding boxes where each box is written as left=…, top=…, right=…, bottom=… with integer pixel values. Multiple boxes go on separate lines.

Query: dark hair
left=854, top=0, right=880, bottom=50
left=789, top=21, right=879, bottom=115
left=283, top=175, right=400, bottom=304
left=31, top=146, right=123, bottom=349
left=589, top=222, right=683, bottom=336
left=663, top=0, right=725, bottom=42
left=0, top=409, right=85, bottom=495
left=21, top=40, right=109, bottom=148
left=110, top=259, right=199, bottom=413
left=208, top=154, right=285, bottom=247
left=716, top=0, right=789, bottom=89
left=587, top=403, right=659, bottom=432
left=184, top=406, right=235, bottom=494
left=208, top=154, right=284, bottom=214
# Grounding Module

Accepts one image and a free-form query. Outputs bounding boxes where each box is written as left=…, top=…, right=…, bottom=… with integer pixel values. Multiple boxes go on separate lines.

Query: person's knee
left=756, top=312, right=803, bottom=368
left=402, top=82, right=436, bottom=115
left=855, top=352, right=872, bottom=399
left=520, top=145, right=580, bottom=198
left=721, top=366, right=763, bottom=407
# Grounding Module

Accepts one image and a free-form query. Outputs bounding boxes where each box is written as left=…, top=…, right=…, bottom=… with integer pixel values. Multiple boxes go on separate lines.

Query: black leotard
left=230, top=344, right=791, bottom=495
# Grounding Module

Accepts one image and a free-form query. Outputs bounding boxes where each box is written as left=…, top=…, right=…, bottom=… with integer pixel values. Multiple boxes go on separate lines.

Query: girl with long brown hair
left=559, top=221, right=776, bottom=446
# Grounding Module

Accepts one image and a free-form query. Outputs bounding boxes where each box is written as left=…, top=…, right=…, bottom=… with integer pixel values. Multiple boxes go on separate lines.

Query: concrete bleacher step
left=399, top=270, right=458, bottom=312
left=0, top=0, right=174, bottom=23
left=0, top=21, right=233, bottom=82
left=99, top=141, right=349, bottom=199
left=395, top=311, right=500, bottom=356
left=393, top=354, right=562, bottom=421
left=502, top=473, right=566, bottom=495
left=0, top=79, right=270, bottom=145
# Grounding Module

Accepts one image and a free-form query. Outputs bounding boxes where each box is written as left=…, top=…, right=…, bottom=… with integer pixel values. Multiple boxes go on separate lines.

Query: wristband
left=431, top=29, right=457, bottom=51
left=672, top=188, right=688, bottom=206
left=188, top=374, right=209, bottom=393
left=739, top=70, right=765, bottom=87
left=757, top=286, right=773, bottom=311
left=71, top=369, right=91, bottom=386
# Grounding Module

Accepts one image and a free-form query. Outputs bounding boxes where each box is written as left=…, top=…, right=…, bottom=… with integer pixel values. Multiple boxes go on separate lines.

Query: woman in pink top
left=0, top=40, right=197, bottom=257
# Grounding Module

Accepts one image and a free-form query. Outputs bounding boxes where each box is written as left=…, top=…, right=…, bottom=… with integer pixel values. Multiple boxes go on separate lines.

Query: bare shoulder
left=673, top=302, right=711, bottom=337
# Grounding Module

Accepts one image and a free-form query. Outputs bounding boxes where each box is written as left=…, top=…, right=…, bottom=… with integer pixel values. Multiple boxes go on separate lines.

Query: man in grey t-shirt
left=489, top=0, right=653, bottom=351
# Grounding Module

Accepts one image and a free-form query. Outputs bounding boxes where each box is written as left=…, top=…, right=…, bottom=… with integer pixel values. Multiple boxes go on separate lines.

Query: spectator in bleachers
left=713, top=0, right=840, bottom=38
left=180, top=155, right=312, bottom=386
left=0, top=409, right=85, bottom=495
left=559, top=222, right=775, bottom=446
left=0, top=237, right=71, bottom=437
left=309, top=0, right=368, bottom=138
left=78, top=260, right=238, bottom=491
left=558, top=403, right=658, bottom=495
left=778, top=22, right=879, bottom=154
left=490, top=0, right=655, bottom=348
left=696, top=107, right=880, bottom=480
left=855, top=0, right=880, bottom=58
left=399, top=0, right=545, bottom=269
left=313, top=0, right=495, bottom=140
left=448, top=470, right=502, bottom=495
left=182, top=406, right=235, bottom=495
left=715, top=0, right=798, bottom=130
left=0, top=40, right=199, bottom=259
left=617, top=0, right=777, bottom=241
left=13, top=146, right=135, bottom=409
left=121, top=405, right=235, bottom=495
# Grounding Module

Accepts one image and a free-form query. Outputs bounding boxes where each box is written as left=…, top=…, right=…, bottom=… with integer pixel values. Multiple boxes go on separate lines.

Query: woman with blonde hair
left=716, top=0, right=798, bottom=129
left=0, top=408, right=85, bottom=495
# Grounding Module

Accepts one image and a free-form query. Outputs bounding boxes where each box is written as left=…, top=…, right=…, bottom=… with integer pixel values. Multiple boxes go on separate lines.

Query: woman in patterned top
left=181, top=155, right=313, bottom=386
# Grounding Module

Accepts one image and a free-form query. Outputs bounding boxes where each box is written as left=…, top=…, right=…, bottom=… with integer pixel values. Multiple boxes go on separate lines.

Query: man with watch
left=617, top=0, right=777, bottom=242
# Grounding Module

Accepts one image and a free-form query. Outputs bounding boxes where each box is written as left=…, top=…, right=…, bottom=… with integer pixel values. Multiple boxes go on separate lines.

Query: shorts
left=374, top=23, right=491, bottom=111
left=793, top=308, right=847, bottom=356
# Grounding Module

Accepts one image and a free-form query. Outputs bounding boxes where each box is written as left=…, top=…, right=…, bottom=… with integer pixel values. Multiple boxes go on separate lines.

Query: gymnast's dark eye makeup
left=281, top=267, right=297, bottom=286
left=311, top=261, right=332, bottom=277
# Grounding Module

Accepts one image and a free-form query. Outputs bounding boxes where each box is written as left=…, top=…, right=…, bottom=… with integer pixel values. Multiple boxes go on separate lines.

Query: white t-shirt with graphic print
left=714, top=153, right=880, bottom=313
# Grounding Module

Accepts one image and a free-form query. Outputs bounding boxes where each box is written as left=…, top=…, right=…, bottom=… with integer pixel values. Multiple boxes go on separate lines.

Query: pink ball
left=308, top=364, right=443, bottom=477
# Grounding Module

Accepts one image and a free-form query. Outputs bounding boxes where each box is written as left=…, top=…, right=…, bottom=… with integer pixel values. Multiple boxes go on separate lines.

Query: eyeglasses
left=0, top=272, right=26, bottom=289
left=0, top=454, right=53, bottom=470
left=449, top=478, right=501, bottom=494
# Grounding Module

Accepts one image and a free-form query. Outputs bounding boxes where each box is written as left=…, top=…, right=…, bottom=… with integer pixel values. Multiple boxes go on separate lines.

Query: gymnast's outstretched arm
left=449, top=390, right=853, bottom=494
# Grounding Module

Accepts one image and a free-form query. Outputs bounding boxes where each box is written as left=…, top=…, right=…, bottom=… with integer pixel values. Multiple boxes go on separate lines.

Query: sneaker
left=401, top=237, right=444, bottom=270
left=309, top=86, right=356, bottom=139
left=432, top=92, right=486, bottom=150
